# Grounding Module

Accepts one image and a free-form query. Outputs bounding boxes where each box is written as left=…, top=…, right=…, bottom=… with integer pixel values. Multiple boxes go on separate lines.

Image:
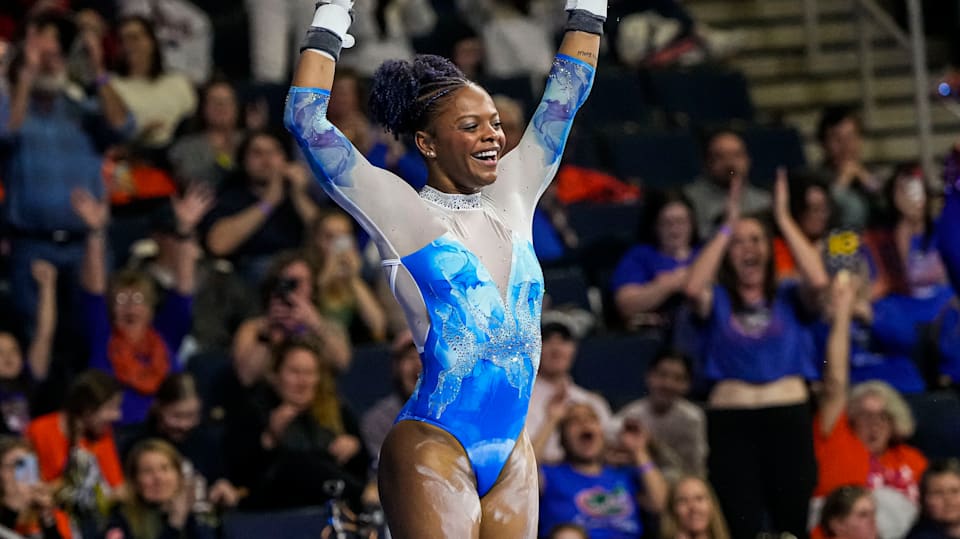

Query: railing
left=804, top=0, right=934, bottom=179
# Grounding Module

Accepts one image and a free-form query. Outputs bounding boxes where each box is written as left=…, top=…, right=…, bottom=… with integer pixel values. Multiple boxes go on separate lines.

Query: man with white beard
left=0, top=12, right=130, bottom=337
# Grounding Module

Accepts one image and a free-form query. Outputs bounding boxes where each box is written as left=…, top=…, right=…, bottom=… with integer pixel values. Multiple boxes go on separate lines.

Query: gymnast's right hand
left=311, top=0, right=356, bottom=49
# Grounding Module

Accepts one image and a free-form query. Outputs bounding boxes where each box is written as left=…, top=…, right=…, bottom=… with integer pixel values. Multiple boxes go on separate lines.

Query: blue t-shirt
left=812, top=319, right=926, bottom=394
left=539, top=463, right=643, bottom=539
left=610, top=244, right=696, bottom=291
left=700, top=283, right=818, bottom=383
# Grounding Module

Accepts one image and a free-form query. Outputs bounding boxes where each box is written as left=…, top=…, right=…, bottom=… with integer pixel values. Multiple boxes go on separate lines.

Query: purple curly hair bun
left=368, top=54, right=469, bottom=137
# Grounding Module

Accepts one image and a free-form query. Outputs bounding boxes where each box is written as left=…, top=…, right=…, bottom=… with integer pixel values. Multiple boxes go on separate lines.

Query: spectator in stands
left=774, top=173, right=834, bottom=280
left=73, top=186, right=210, bottom=425
left=306, top=209, right=387, bottom=344
left=819, top=485, right=879, bottom=539
left=119, top=0, right=213, bottom=84
left=659, top=475, right=730, bottom=539
left=816, top=106, right=880, bottom=230
left=202, top=130, right=320, bottom=284
left=815, top=271, right=928, bottom=539
left=528, top=321, right=612, bottom=464
left=684, top=129, right=770, bottom=239
left=121, top=373, right=240, bottom=509
left=110, top=16, right=197, bottom=149
left=908, top=459, right=960, bottom=539
left=0, top=436, right=69, bottom=539
left=225, top=337, right=368, bottom=511
left=137, top=206, right=258, bottom=358
left=865, top=163, right=949, bottom=300
left=338, top=0, right=438, bottom=77
left=936, top=154, right=960, bottom=385
left=360, top=331, right=421, bottom=461
left=168, top=79, right=253, bottom=188
left=231, top=251, right=350, bottom=389
left=612, top=190, right=699, bottom=331
left=26, top=371, right=123, bottom=536
left=1, top=12, right=130, bottom=338
left=0, top=260, right=57, bottom=436
left=684, top=169, right=828, bottom=539
left=103, top=438, right=217, bottom=539
left=539, top=403, right=667, bottom=538
left=613, top=350, right=706, bottom=478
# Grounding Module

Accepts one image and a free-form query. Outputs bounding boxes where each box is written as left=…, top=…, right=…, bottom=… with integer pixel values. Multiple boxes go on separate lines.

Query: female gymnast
left=284, top=0, right=603, bottom=536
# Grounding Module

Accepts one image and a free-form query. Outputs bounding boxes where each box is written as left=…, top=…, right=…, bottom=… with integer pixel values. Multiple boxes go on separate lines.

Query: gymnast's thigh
left=479, top=431, right=539, bottom=539
left=378, top=420, right=482, bottom=539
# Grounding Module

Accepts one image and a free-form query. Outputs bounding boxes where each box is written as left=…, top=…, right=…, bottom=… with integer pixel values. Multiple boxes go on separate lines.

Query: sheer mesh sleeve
left=485, top=54, right=595, bottom=239
left=284, top=87, right=445, bottom=258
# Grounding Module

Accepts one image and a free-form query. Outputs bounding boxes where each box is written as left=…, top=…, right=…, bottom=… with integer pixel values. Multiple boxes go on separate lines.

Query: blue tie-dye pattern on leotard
left=284, top=54, right=593, bottom=497
left=532, top=55, right=594, bottom=167
left=397, top=233, right=543, bottom=495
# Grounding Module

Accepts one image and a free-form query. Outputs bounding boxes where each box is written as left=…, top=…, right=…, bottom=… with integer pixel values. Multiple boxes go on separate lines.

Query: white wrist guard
left=565, top=0, right=607, bottom=19
left=301, top=1, right=356, bottom=60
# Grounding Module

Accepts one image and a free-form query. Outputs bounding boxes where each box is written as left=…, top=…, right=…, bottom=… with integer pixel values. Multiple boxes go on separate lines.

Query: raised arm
left=485, top=1, right=604, bottom=227
left=773, top=168, right=829, bottom=292
left=28, top=260, right=57, bottom=381
left=285, top=1, right=437, bottom=258
left=170, top=184, right=214, bottom=296
left=72, top=189, right=110, bottom=295
left=819, top=271, right=855, bottom=436
left=684, top=178, right=742, bottom=318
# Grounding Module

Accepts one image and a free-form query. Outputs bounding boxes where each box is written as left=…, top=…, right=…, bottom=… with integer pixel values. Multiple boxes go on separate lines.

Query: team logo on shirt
left=574, top=485, right=634, bottom=518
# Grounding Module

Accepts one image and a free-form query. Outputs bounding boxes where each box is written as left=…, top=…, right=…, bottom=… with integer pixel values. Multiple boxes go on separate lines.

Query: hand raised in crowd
left=208, top=478, right=241, bottom=508
left=837, top=160, right=876, bottom=191
left=618, top=418, right=653, bottom=465
left=772, top=166, right=790, bottom=224
left=321, top=238, right=362, bottom=284
left=30, top=259, right=57, bottom=289
left=261, top=403, right=302, bottom=450
left=725, top=173, right=743, bottom=225
left=284, top=162, right=312, bottom=194
left=328, top=434, right=362, bottom=465
left=166, top=475, right=197, bottom=530
left=71, top=189, right=110, bottom=230
left=80, top=28, right=105, bottom=76
left=171, top=183, right=215, bottom=234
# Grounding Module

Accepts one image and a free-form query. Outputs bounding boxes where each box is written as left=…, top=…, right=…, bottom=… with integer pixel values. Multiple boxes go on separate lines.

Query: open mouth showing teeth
left=472, top=150, right=498, bottom=161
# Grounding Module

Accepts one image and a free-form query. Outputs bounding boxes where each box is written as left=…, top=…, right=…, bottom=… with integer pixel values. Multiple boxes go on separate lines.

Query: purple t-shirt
left=83, top=291, right=191, bottom=425
left=700, top=283, right=818, bottom=383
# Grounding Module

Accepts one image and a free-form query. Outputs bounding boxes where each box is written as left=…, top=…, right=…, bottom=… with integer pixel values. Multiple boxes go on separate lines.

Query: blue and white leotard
left=285, top=54, right=594, bottom=496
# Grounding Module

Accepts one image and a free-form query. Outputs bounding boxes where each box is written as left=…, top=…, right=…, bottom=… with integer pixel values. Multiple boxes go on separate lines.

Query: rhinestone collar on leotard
left=418, top=185, right=483, bottom=211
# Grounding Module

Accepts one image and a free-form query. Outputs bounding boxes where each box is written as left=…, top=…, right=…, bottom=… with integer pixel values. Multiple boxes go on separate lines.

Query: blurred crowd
left=0, top=0, right=958, bottom=539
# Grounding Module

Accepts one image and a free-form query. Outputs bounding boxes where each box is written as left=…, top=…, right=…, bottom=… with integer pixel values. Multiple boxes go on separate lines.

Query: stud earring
left=426, top=151, right=436, bottom=158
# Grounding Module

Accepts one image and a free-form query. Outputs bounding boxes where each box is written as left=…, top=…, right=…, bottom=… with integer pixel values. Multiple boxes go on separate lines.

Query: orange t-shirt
left=25, top=412, right=124, bottom=488
left=813, top=409, right=927, bottom=499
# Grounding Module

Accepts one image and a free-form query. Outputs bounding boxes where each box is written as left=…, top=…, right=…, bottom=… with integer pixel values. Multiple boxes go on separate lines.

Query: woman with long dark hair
left=684, top=169, right=829, bottom=538
left=284, top=0, right=604, bottom=535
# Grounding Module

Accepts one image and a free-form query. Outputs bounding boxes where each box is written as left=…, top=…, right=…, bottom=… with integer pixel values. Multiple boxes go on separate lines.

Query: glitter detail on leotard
left=418, top=185, right=484, bottom=211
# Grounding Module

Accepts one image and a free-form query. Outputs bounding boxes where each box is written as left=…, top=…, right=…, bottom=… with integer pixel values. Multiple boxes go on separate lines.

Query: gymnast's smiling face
left=417, top=84, right=506, bottom=195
